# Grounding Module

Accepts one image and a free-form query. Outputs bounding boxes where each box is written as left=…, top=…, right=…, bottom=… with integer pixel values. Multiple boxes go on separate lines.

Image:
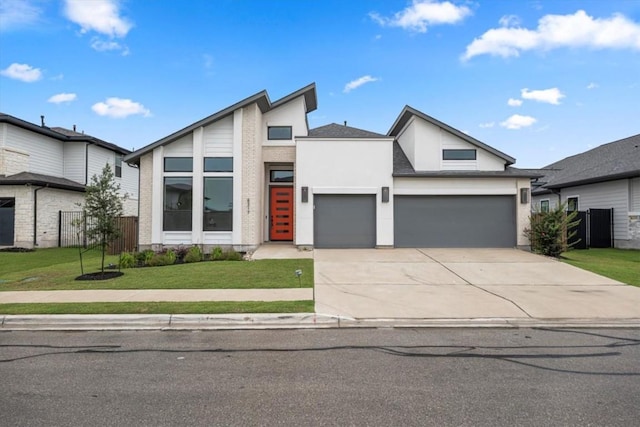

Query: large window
left=164, top=157, right=193, bottom=172
left=203, top=177, right=233, bottom=231
left=442, top=149, right=477, bottom=160
left=204, top=157, right=233, bottom=172
left=267, top=126, right=292, bottom=140
left=164, top=177, right=192, bottom=231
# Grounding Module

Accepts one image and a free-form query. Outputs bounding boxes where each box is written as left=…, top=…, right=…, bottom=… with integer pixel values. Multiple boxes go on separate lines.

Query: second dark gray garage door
left=394, top=195, right=516, bottom=248
left=314, top=194, right=376, bottom=248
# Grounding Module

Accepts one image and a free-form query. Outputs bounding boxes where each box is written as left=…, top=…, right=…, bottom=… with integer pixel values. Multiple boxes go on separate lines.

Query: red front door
left=270, top=187, right=294, bottom=241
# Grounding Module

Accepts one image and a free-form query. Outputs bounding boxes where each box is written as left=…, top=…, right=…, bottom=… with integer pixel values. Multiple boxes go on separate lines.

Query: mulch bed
left=0, top=247, right=35, bottom=253
left=75, top=271, right=124, bottom=281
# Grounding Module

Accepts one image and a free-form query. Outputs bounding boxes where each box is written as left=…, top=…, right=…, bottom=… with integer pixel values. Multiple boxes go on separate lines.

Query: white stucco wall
left=396, top=117, right=506, bottom=172
left=296, top=137, right=394, bottom=247
left=262, top=96, right=308, bottom=145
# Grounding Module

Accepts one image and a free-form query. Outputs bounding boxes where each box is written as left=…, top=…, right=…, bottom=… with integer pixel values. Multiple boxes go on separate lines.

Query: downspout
left=33, top=184, right=47, bottom=247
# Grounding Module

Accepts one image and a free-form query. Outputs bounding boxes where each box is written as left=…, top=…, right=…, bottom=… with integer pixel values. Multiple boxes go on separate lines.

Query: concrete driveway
left=314, top=248, right=640, bottom=320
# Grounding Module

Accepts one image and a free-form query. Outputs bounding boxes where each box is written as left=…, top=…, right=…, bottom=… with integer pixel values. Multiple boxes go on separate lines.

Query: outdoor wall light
left=301, top=186, right=308, bottom=203
left=520, top=188, right=529, bottom=204
left=382, top=187, right=390, bottom=203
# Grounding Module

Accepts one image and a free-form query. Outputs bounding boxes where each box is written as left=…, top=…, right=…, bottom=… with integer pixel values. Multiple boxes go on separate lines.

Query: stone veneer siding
left=241, top=104, right=264, bottom=249
left=262, top=146, right=295, bottom=163
left=138, top=152, right=153, bottom=247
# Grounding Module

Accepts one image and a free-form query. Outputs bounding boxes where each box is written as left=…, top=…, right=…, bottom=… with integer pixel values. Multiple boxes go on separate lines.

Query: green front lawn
left=0, top=247, right=314, bottom=291
left=0, top=300, right=314, bottom=315
left=561, top=248, right=640, bottom=287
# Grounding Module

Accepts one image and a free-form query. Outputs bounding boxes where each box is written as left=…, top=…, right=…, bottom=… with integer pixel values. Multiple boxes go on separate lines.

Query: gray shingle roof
left=533, top=133, right=640, bottom=193
left=0, top=172, right=86, bottom=192
left=306, top=123, right=387, bottom=138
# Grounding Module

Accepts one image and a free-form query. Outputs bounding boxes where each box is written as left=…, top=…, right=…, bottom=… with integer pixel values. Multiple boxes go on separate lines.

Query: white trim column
left=151, top=146, right=164, bottom=245
left=232, top=109, right=243, bottom=245
left=192, top=126, right=204, bottom=244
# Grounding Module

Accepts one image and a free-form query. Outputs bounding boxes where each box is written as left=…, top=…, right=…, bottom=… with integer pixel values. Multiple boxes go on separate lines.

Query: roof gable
left=388, top=106, right=515, bottom=165
left=125, top=83, right=317, bottom=163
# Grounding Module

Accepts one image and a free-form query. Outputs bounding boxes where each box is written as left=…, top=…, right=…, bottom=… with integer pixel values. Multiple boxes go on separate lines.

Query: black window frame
left=540, top=199, right=550, bottom=213
left=442, top=149, right=477, bottom=161
left=164, top=157, right=193, bottom=172
left=163, top=177, right=193, bottom=231
left=204, top=157, right=233, bottom=173
left=203, top=177, right=233, bottom=232
left=267, top=126, right=293, bottom=140
left=567, top=197, right=579, bottom=212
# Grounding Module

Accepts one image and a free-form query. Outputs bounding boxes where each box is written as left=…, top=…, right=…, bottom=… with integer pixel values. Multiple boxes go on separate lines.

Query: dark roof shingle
left=306, top=123, right=387, bottom=139
left=0, top=172, right=86, bottom=192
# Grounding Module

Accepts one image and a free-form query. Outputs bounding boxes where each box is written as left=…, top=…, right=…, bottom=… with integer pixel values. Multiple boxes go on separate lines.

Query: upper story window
left=115, top=155, right=123, bottom=177
left=268, top=126, right=292, bottom=140
left=442, top=149, right=477, bottom=161
left=204, top=157, right=233, bottom=172
left=164, top=157, right=193, bottom=172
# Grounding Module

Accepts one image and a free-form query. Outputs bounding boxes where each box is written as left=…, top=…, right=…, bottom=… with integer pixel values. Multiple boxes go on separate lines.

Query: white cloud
left=48, top=93, right=77, bottom=104
left=479, top=122, right=495, bottom=128
left=507, top=98, right=523, bottom=107
left=92, top=97, right=151, bottom=118
left=521, top=87, right=565, bottom=104
left=586, top=82, right=598, bottom=89
left=462, top=10, right=640, bottom=60
left=343, top=75, right=379, bottom=93
left=499, top=15, right=521, bottom=28
left=0, top=63, right=42, bottom=82
left=91, top=38, right=125, bottom=52
left=370, top=0, right=472, bottom=33
left=500, top=114, right=537, bottom=129
left=0, top=0, right=42, bottom=31
left=64, top=0, right=133, bottom=38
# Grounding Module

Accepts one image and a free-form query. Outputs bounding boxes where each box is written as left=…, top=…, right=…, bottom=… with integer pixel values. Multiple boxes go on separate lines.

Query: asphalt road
left=1, top=328, right=639, bottom=426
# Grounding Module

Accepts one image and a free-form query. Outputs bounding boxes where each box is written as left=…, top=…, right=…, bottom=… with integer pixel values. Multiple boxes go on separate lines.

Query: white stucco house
left=124, top=83, right=536, bottom=251
left=532, top=133, right=640, bottom=249
left=0, top=113, right=139, bottom=248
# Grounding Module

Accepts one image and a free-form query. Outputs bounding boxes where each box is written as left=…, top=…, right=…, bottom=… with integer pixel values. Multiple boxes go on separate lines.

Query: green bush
left=174, top=245, right=190, bottom=261
left=525, top=203, right=581, bottom=257
left=137, top=249, right=155, bottom=266
left=147, top=252, right=173, bottom=267
left=165, top=249, right=177, bottom=265
left=119, top=252, right=136, bottom=269
left=224, top=249, right=243, bottom=261
left=211, top=246, right=224, bottom=261
left=184, top=246, right=203, bottom=263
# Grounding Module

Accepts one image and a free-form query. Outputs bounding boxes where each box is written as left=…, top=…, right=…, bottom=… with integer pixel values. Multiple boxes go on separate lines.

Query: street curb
left=1, top=314, right=639, bottom=331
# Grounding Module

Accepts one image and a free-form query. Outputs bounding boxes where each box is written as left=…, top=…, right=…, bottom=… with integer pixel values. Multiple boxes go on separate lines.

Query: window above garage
left=442, top=149, right=476, bottom=161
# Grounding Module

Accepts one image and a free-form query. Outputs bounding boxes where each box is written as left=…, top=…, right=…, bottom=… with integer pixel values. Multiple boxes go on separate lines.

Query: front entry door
left=269, top=187, right=294, bottom=241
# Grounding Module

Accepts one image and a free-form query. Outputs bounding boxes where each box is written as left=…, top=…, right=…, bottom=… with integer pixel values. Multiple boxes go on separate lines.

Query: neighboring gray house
left=0, top=113, right=139, bottom=248
left=532, top=133, right=640, bottom=249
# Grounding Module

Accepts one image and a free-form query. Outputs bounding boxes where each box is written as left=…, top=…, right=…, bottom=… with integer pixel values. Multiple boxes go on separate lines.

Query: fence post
left=58, top=210, right=62, bottom=247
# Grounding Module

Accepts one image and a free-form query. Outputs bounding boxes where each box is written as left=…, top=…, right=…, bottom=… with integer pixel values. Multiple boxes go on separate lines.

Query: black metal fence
left=569, top=208, right=614, bottom=249
left=58, top=211, right=138, bottom=254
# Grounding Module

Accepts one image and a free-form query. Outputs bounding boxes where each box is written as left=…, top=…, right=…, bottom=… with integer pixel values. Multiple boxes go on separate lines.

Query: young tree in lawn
left=83, top=163, right=124, bottom=274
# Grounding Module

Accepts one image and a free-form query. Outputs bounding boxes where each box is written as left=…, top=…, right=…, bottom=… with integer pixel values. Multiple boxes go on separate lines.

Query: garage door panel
left=395, top=195, right=516, bottom=248
left=314, top=195, right=376, bottom=248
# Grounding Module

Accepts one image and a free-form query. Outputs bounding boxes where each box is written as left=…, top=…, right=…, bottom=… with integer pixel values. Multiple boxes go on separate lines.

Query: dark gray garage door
left=394, top=195, right=516, bottom=248
left=314, top=194, right=376, bottom=248
left=0, top=198, right=15, bottom=246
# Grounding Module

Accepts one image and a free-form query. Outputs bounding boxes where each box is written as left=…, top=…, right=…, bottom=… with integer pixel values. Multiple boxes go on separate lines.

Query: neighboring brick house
left=125, top=83, right=536, bottom=251
left=0, top=114, right=139, bottom=248
left=532, top=133, right=640, bottom=249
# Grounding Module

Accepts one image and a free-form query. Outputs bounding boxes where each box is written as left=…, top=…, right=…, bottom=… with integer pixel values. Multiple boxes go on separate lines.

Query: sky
left=1, top=0, right=639, bottom=168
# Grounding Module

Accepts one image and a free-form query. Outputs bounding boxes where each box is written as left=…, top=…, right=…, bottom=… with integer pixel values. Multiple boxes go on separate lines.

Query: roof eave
left=546, top=170, right=640, bottom=189
left=0, top=180, right=86, bottom=192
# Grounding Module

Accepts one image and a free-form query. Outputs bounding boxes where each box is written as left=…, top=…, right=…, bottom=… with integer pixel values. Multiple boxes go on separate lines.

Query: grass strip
left=0, top=300, right=314, bottom=315
left=561, top=248, right=639, bottom=287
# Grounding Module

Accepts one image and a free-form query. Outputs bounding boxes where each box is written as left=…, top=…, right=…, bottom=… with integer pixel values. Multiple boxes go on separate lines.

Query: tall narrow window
left=115, top=155, right=123, bottom=177
left=267, top=126, right=292, bottom=140
left=203, top=177, right=233, bottom=231
left=164, top=177, right=192, bottom=231
left=540, top=200, right=550, bottom=213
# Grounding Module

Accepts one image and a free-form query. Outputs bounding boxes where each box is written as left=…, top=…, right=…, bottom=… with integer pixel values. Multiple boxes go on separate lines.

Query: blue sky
left=1, top=0, right=639, bottom=168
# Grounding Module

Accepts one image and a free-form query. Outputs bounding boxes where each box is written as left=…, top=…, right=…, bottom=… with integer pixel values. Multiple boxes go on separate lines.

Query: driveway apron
left=313, top=248, right=640, bottom=320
